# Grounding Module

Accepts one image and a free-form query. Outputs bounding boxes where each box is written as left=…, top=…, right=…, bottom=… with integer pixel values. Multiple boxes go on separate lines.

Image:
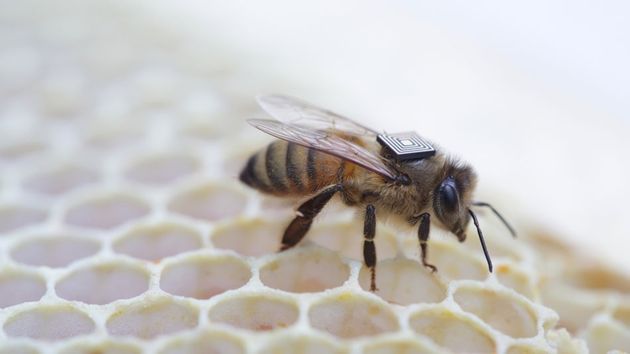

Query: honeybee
left=240, top=95, right=515, bottom=291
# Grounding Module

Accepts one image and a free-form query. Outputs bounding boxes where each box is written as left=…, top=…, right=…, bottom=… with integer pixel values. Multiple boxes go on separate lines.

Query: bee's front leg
left=363, top=204, right=378, bottom=291
left=417, top=212, right=437, bottom=272
left=280, top=184, right=343, bottom=251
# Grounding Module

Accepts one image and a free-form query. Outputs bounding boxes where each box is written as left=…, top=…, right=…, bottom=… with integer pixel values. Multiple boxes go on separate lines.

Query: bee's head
left=433, top=162, right=477, bottom=241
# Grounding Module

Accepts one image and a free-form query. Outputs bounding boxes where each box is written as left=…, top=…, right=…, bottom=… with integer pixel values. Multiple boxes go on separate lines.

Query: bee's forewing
left=247, top=119, right=398, bottom=180
left=256, top=94, right=378, bottom=137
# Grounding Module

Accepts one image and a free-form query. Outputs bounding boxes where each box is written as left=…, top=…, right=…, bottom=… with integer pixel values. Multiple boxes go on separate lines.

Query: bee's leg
left=363, top=204, right=378, bottom=291
left=280, top=184, right=343, bottom=251
left=418, top=212, right=437, bottom=272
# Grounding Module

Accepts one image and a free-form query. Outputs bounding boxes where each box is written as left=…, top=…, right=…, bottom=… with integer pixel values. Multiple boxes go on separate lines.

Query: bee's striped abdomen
left=239, top=141, right=343, bottom=196
left=285, top=141, right=307, bottom=192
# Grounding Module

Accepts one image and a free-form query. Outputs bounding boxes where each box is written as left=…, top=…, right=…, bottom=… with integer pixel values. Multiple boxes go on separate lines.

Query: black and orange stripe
left=239, top=140, right=345, bottom=196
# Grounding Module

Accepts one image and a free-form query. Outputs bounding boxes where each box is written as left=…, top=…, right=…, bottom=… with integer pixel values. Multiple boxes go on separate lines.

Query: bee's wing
left=256, top=94, right=379, bottom=137
left=248, top=119, right=398, bottom=180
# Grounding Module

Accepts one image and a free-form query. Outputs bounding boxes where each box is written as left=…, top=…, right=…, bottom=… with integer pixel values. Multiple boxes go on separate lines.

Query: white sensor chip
left=377, top=132, right=436, bottom=161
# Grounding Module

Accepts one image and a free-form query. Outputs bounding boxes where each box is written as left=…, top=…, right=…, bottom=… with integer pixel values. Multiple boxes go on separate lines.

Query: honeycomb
left=0, top=1, right=628, bottom=353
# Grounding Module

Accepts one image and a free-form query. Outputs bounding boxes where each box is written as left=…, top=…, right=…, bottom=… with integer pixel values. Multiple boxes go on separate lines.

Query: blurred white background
left=147, top=0, right=630, bottom=270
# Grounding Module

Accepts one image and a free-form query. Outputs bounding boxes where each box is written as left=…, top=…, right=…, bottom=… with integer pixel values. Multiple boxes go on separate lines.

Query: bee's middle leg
left=280, top=184, right=343, bottom=251
left=363, top=204, right=378, bottom=291
left=418, top=212, right=437, bottom=272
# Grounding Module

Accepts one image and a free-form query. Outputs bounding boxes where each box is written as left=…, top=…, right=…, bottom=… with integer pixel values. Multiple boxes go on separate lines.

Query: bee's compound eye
left=439, top=177, right=459, bottom=213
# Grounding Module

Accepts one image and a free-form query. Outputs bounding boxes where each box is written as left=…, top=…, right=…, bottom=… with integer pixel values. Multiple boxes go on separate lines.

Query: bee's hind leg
left=363, top=204, right=378, bottom=291
left=417, top=213, right=437, bottom=272
left=279, top=184, right=343, bottom=251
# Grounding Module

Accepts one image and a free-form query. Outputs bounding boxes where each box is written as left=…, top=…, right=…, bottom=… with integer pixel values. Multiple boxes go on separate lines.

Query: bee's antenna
left=468, top=209, right=493, bottom=273
left=472, top=202, right=517, bottom=238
